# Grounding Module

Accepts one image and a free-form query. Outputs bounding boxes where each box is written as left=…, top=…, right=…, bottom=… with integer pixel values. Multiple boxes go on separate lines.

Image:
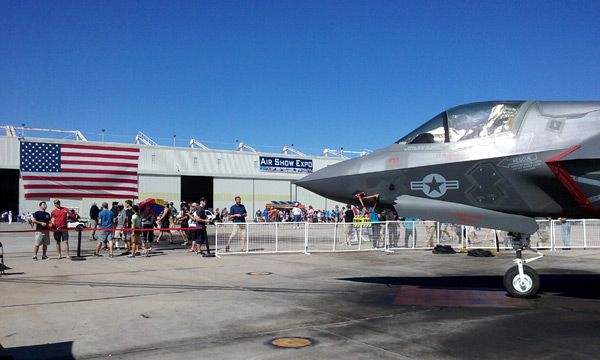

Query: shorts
left=97, top=230, right=113, bottom=242
left=188, top=229, right=198, bottom=241
left=114, top=230, right=123, bottom=239
left=53, top=230, right=69, bottom=242
left=230, top=223, right=246, bottom=237
left=197, top=228, right=208, bottom=244
left=35, top=231, right=50, bottom=246
left=131, top=230, right=141, bottom=244
left=344, top=224, right=355, bottom=236
left=293, top=215, right=301, bottom=222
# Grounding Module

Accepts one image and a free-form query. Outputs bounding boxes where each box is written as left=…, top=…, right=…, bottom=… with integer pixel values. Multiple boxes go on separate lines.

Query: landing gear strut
left=503, top=233, right=544, bottom=298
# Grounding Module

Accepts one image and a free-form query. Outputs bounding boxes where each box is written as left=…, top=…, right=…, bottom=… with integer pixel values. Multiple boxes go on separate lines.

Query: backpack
left=467, top=249, right=494, bottom=257
left=432, top=244, right=456, bottom=254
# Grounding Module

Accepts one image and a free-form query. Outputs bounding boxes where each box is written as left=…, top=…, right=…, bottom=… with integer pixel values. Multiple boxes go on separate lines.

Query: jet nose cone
left=296, top=158, right=361, bottom=203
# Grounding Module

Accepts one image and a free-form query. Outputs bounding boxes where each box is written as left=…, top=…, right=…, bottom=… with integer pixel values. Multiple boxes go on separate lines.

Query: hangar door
left=181, top=176, right=214, bottom=209
left=0, top=169, right=19, bottom=214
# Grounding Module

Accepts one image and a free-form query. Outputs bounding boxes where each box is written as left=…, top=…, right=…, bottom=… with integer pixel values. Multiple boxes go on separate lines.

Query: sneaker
left=33, top=256, right=38, bottom=260
left=127, top=254, right=135, bottom=258
left=93, top=253, right=103, bottom=257
left=109, top=254, right=114, bottom=258
left=42, top=256, right=48, bottom=260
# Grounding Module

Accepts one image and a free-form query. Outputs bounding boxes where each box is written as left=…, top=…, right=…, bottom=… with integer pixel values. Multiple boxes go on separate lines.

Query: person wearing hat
left=50, top=199, right=70, bottom=259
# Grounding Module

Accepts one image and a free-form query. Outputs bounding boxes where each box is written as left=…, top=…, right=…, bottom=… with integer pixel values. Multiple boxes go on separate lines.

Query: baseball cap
left=53, top=199, right=61, bottom=204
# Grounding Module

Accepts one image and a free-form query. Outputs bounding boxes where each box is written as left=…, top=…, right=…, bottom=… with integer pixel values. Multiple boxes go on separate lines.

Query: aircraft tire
left=503, top=265, right=539, bottom=298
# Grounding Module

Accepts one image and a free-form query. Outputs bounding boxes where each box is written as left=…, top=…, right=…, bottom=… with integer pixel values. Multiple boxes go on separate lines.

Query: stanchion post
left=71, top=228, right=86, bottom=261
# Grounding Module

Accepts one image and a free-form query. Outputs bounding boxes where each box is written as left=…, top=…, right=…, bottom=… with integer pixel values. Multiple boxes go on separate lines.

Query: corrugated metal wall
left=1, top=136, right=346, bottom=215
left=0, top=137, right=20, bottom=169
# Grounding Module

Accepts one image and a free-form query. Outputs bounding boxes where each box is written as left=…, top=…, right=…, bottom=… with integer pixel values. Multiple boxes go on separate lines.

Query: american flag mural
left=20, top=141, right=139, bottom=199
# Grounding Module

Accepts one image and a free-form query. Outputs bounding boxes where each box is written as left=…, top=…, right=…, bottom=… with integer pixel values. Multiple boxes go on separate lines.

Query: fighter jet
left=297, top=100, right=600, bottom=298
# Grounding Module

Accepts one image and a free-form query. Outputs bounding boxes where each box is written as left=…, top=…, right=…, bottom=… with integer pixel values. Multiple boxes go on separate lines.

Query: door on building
left=0, top=169, right=19, bottom=216
left=181, top=176, right=214, bottom=209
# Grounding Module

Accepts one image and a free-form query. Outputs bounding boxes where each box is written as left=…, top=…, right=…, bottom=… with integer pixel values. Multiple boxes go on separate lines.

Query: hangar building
left=0, top=127, right=348, bottom=218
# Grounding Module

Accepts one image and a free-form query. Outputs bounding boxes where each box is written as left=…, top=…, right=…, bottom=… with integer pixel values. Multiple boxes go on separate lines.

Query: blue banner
left=259, top=156, right=313, bottom=174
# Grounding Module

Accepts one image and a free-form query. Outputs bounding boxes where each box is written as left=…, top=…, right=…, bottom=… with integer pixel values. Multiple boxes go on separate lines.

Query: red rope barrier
left=0, top=226, right=209, bottom=233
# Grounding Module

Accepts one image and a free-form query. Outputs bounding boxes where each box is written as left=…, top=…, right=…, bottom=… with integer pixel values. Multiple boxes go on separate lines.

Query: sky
left=1, top=0, right=599, bottom=155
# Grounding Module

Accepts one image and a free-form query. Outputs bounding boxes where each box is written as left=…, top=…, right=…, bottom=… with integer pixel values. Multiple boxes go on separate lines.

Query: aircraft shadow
left=340, top=273, right=600, bottom=299
left=0, top=341, right=74, bottom=360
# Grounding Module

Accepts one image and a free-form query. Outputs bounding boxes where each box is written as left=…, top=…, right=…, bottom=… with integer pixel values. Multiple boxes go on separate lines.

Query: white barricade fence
left=214, top=219, right=600, bottom=255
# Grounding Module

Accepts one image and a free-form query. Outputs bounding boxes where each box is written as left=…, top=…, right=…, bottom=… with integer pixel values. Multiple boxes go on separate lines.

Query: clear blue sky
left=1, top=0, right=599, bottom=155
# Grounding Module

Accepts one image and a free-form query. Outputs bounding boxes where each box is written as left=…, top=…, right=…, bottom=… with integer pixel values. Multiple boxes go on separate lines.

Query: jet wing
left=394, top=195, right=539, bottom=234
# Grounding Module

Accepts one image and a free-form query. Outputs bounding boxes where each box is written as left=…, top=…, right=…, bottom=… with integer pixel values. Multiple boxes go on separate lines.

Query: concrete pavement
left=1, top=223, right=600, bottom=359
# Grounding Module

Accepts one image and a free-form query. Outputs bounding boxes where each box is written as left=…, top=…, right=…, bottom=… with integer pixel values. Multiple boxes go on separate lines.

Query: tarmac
left=1, top=223, right=600, bottom=359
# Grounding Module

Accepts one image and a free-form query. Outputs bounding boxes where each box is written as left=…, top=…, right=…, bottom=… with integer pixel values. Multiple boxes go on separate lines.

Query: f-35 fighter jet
left=297, top=101, right=600, bottom=298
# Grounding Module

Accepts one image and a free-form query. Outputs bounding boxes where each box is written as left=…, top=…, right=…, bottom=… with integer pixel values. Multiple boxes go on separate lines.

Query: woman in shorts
left=129, top=205, right=150, bottom=257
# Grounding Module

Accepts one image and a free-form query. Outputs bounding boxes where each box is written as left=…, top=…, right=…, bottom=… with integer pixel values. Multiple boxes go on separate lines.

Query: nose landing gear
left=503, top=233, right=544, bottom=298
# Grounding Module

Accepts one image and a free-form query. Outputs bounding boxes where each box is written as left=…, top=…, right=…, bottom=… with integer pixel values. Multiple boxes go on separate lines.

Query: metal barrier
left=215, top=219, right=600, bottom=255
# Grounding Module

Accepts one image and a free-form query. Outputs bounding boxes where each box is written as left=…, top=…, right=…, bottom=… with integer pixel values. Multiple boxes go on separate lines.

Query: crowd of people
left=30, top=196, right=250, bottom=260
left=23, top=197, right=577, bottom=260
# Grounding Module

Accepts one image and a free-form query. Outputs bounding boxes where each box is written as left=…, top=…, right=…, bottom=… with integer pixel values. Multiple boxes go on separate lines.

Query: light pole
left=101, top=129, right=105, bottom=142
left=173, top=134, right=176, bottom=147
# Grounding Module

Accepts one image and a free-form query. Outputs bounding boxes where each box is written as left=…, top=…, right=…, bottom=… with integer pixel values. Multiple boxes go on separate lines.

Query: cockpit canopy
left=397, top=101, right=525, bottom=144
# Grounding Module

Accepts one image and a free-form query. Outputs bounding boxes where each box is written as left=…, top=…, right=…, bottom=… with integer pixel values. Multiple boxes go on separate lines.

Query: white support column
left=275, top=222, right=279, bottom=253
left=551, top=220, right=556, bottom=251
left=358, top=225, right=362, bottom=251
left=246, top=224, right=250, bottom=253
left=215, top=224, right=219, bottom=256
left=333, top=223, right=337, bottom=252
left=583, top=219, right=587, bottom=249
left=304, top=222, right=310, bottom=255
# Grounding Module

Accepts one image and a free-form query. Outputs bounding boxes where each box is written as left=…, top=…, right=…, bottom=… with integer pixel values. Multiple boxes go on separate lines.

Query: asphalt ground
left=1, top=223, right=600, bottom=359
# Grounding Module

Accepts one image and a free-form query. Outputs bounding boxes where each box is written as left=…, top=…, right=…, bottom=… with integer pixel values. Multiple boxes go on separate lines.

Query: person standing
left=141, top=204, right=155, bottom=245
left=8, top=210, right=12, bottom=224
left=51, top=199, right=70, bottom=259
left=123, top=200, right=133, bottom=253
left=128, top=205, right=144, bottom=258
left=342, top=204, right=355, bottom=246
left=384, top=209, right=399, bottom=247
left=177, top=202, right=190, bottom=246
left=95, top=202, right=114, bottom=257
left=89, top=203, right=100, bottom=240
left=32, top=201, right=51, bottom=260
left=424, top=221, right=437, bottom=248
left=156, top=203, right=173, bottom=244
left=560, top=218, right=571, bottom=249
left=292, top=204, right=302, bottom=223
left=195, top=197, right=212, bottom=255
left=114, top=204, right=127, bottom=250
left=226, top=196, right=247, bottom=252
left=187, top=202, right=199, bottom=252
left=402, top=217, right=417, bottom=248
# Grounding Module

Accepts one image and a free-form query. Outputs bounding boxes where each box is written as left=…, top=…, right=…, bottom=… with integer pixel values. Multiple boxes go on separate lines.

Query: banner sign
left=259, top=156, right=313, bottom=174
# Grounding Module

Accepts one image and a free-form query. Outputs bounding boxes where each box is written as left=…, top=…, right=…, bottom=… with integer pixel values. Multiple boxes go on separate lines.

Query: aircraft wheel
left=503, top=265, right=539, bottom=298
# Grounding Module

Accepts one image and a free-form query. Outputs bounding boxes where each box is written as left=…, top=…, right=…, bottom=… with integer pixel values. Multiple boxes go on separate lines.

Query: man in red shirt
left=51, top=199, right=70, bottom=259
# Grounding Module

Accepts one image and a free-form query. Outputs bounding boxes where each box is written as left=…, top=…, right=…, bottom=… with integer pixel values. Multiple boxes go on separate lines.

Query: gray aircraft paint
left=297, top=101, right=600, bottom=234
